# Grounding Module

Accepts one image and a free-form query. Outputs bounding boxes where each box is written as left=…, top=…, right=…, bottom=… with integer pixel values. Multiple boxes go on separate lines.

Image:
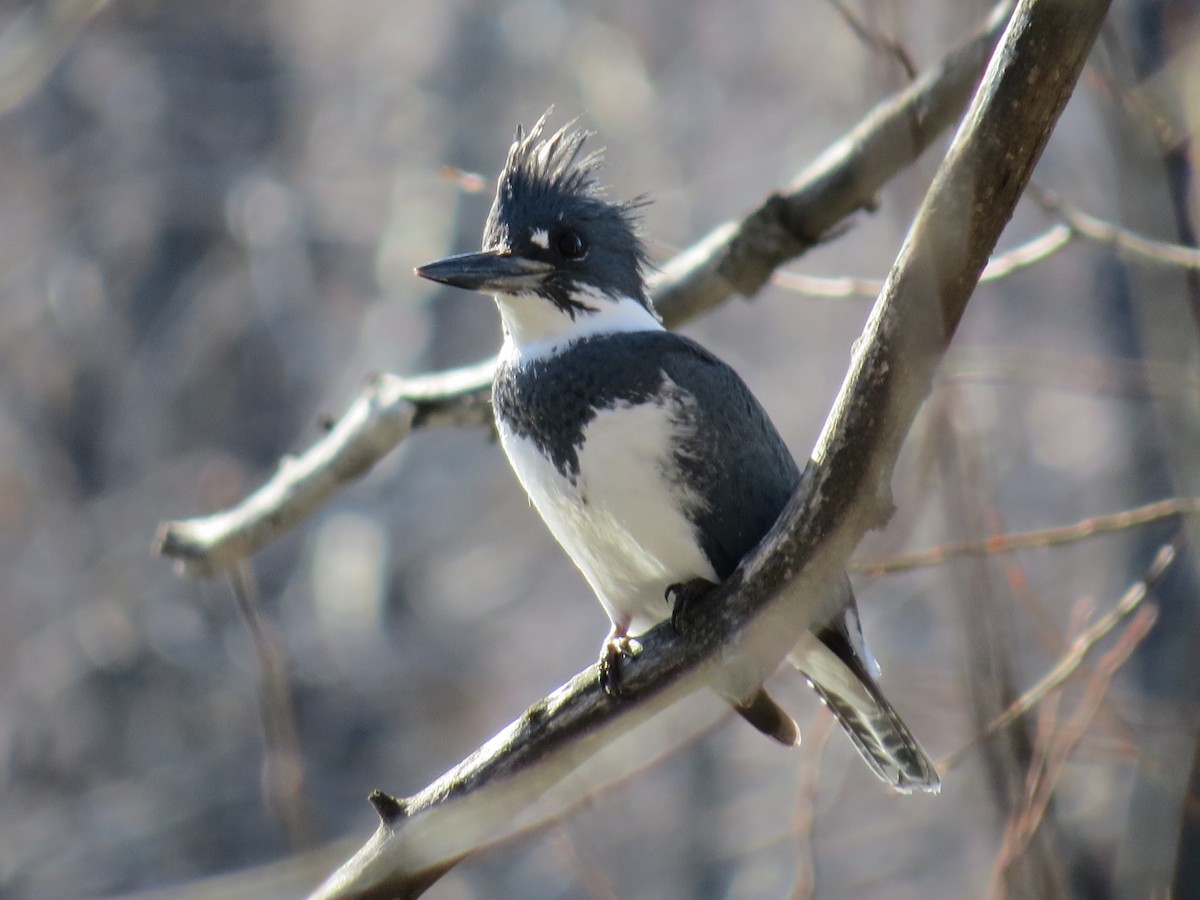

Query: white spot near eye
left=530, top=228, right=549, bottom=249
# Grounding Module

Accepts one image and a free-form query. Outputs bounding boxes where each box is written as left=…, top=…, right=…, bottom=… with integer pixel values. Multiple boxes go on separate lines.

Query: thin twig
left=940, top=541, right=1175, bottom=772
left=771, top=269, right=884, bottom=299
left=774, top=186, right=1200, bottom=302
left=986, top=662, right=1068, bottom=900
left=1033, top=604, right=1157, bottom=819
left=853, top=498, right=1200, bottom=575
left=771, top=224, right=1073, bottom=298
left=988, top=602, right=1158, bottom=897
left=790, top=709, right=836, bottom=900
left=827, top=0, right=919, bottom=80
left=987, top=642, right=1068, bottom=900
left=978, top=225, right=1075, bottom=279
left=1032, top=184, right=1200, bottom=268
left=439, top=165, right=488, bottom=193
left=227, top=561, right=319, bottom=849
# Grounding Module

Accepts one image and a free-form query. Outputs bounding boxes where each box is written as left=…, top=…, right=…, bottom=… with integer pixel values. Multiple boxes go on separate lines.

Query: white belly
left=499, top=399, right=717, bottom=634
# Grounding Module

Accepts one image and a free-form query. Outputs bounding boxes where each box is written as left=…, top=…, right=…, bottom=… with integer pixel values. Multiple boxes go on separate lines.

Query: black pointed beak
left=415, top=250, right=553, bottom=294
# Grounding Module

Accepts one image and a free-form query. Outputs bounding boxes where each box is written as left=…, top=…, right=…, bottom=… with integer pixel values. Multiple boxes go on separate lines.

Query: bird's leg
left=666, top=577, right=719, bottom=636
left=598, top=616, right=641, bottom=698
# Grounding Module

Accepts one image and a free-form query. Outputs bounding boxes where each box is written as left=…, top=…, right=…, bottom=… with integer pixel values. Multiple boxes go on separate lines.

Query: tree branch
left=853, top=496, right=1200, bottom=574
left=940, top=540, right=1172, bottom=773
left=771, top=223, right=1073, bottom=297
left=989, top=601, right=1158, bottom=894
left=155, top=361, right=495, bottom=576
left=156, top=0, right=1015, bottom=577
left=1032, top=184, right=1200, bottom=269
left=307, top=0, right=1110, bottom=896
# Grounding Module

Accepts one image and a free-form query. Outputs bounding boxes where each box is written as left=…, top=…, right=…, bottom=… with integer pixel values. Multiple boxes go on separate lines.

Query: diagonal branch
left=988, top=600, right=1158, bottom=895
left=826, top=0, right=919, bottom=80
left=774, top=192, right=1200, bottom=301
left=155, top=1, right=1015, bottom=578
left=307, top=1, right=1110, bottom=896
left=772, top=222, right=1074, bottom=298
left=853, top=497, right=1200, bottom=574
left=155, top=361, right=495, bottom=575
left=939, top=540, right=1174, bottom=772
left=1032, top=184, right=1200, bottom=269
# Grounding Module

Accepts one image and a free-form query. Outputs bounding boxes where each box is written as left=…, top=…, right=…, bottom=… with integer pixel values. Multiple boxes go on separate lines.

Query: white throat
left=496, top=286, right=664, bottom=365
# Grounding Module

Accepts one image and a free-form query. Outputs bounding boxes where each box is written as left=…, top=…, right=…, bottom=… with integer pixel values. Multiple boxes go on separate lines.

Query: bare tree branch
left=940, top=540, right=1174, bottom=772
left=789, top=709, right=836, bottom=900
left=772, top=223, right=1073, bottom=298
left=648, top=0, right=1014, bottom=322
left=773, top=191, right=1200, bottom=301
left=987, top=601, right=1158, bottom=896
left=1032, top=184, right=1200, bottom=269
left=156, top=362, right=495, bottom=576
left=978, top=224, right=1074, bottom=279
left=854, top=497, right=1200, bottom=575
left=306, top=1, right=1110, bottom=896
left=155, top=1, right=1015, bottom=578
left=826, top=0, right=919, bottom=81
left=227, top=562, right=319, bottom=850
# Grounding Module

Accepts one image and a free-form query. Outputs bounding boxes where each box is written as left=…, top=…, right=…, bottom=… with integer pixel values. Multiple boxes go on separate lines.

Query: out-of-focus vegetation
left=1, top=1, right=1198, bottom=898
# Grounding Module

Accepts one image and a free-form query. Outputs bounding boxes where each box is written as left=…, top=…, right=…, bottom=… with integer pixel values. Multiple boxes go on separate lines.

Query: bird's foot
left=598, top=635, right=642, bottom=698
left=666, top=577, right=719, bottom=635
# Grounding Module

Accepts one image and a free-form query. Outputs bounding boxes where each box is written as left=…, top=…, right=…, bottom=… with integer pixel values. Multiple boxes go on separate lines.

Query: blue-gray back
left=493, top=330, right=800, bottom=580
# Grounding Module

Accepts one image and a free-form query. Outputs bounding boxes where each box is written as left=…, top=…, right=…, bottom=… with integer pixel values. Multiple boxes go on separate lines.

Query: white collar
left=497, top=287, right=664, bottom=366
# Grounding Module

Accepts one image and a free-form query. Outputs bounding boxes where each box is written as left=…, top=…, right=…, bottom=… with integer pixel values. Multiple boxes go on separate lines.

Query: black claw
left=598, top=638, right=640, bottom=698
left=666, top=577, right=719, bottom=635
left=599, top=648, right=623, bottom=697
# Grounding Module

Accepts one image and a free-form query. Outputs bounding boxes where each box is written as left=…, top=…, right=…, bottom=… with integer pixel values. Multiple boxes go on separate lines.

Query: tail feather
left=795, top=635, right=940, bottom=794
left=801, top=662, right=940, bottom=796
left=718, top=573, right=938, bottom=792
left=733, top=688, right=800, bottom=746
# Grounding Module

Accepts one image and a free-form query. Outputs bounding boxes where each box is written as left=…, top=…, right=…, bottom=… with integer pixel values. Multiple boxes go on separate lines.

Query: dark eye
left=556, top=229, right=587, bottom=260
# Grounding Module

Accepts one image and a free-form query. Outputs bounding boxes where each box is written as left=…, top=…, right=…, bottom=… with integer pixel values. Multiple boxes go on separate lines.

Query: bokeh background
left=2, top=1, right=1199, bottom=897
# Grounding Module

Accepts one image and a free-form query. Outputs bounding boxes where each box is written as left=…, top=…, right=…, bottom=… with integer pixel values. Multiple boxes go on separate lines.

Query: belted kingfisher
left=416, top=113, right=939, bottom=793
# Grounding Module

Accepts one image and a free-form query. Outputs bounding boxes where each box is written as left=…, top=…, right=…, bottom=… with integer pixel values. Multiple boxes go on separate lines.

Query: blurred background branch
left=2, top=0, right=1198, bottom=898
left=855, top=496, right=1200, bottom=574
left=155, top=0, right=1013, bottom=578
left=0, top=0, right=109, bottom=114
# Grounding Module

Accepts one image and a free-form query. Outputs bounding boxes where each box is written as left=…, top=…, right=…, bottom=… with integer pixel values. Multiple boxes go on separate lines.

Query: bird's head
left=416, top=112, right=657, bottom=350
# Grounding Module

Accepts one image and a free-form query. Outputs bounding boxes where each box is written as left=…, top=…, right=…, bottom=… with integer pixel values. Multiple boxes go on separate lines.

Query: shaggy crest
left=483, top=110, right=651, bottom=296
left=503, top=110, right=605, bottom=202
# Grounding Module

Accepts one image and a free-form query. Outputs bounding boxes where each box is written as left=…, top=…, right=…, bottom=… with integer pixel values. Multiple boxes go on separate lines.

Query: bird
left=416, top=112, right=940, bottom=793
